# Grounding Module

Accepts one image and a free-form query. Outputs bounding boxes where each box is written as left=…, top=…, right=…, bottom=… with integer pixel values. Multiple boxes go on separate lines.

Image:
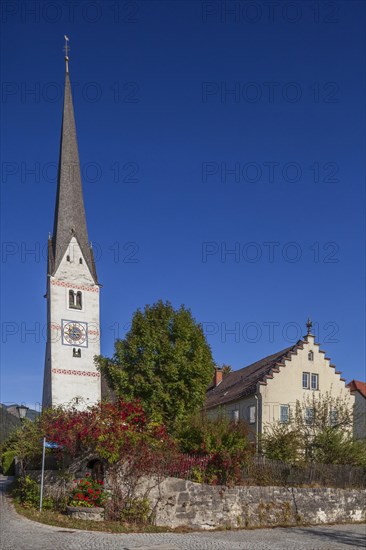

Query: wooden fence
left=166, top=453, right=366, bottom=489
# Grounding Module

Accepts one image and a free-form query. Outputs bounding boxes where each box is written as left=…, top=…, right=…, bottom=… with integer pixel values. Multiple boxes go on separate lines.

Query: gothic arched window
left=69, top=290, right=75, bottom=308
left=76, top=291, right=82, bottom=309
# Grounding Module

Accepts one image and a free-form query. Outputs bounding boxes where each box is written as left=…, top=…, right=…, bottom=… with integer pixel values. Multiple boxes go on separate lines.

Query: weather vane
left=306, top=317, right=313, bottom=335
left=64, top=35, right=70, bottom=73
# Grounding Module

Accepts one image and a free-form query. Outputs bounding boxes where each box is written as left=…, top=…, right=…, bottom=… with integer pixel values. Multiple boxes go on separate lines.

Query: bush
left=68, top=475, right=107, bottom=508
left=2, top=450, right=16, bottom=475
left=178, top=413, right=252, bottom=455
left=119, top=497, right=151, bottom=524
left=312, top=429, right=366, bottom=466
left=203, top=448, right=251, bottom=486
left=13, top=476, right=53, bottom=510
left=261, top=424, right=302, bottom=463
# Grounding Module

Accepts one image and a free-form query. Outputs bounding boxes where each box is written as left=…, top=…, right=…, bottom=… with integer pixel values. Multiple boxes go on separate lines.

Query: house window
left=305, top=407, right=314, bottom=425
left=73, top=348, right=81, bottom=358
left=308, top=350, right=314, bottom=361
left=249, top=405, right=256, bottom=424
left=231, top=410, right=239, bottom=423
left=330, top=410, right=338, bottom=427
left=302, top=372, right=310, bottom=389
left=311, top=373, right=319, bottom=390
left=280, top=405, right=289, bottom=423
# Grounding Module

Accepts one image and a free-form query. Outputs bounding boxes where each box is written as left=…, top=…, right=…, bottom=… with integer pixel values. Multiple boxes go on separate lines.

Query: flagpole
left=39, top=437, right=46, bottom=512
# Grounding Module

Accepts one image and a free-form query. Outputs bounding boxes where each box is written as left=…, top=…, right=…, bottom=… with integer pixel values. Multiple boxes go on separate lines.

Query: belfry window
left=69, top=290, right=75, bottom=308
left=69, top=290, right=82, bottom=309
left=79, top=258, right=83, bottom=264
left=66, top=255, right=71, bottom=262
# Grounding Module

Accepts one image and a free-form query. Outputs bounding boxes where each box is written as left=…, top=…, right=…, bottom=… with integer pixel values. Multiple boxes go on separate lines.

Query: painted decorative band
left=52, top=368, right=100, bottom=378
left=51, top=280, right=99, bottom=293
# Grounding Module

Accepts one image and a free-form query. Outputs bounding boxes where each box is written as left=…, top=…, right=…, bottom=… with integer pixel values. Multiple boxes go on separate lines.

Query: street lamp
left=16, top=404, right=29, bottom=422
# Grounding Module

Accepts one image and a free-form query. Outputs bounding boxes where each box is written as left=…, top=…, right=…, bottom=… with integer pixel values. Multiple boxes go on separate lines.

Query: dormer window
left=308, top=350, right=314, bottom=361
left=69, top=290, right=82, bottom=310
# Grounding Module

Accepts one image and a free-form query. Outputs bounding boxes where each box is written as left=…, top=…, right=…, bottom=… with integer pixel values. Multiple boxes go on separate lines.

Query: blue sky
left=1, top=0, right=365, bottom=408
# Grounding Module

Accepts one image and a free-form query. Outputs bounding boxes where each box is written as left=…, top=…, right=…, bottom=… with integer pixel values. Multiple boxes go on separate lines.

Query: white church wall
left=45, top=239, right=101, bottom=409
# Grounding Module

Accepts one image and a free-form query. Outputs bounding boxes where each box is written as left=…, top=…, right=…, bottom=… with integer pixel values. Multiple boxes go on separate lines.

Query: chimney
left=213, top=367, right=223, bottom=387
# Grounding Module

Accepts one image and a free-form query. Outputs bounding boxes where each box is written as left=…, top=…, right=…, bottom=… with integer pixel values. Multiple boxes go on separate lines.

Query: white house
left=347, top=380, right=366, bottom=440
left=205, top=321, right=354, bottom=439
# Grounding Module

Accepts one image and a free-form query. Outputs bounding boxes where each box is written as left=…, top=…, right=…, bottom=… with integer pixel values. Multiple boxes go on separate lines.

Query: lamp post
left=15, top=404, right=29, bottom=477
left=16, top=404, right=29, bottom=422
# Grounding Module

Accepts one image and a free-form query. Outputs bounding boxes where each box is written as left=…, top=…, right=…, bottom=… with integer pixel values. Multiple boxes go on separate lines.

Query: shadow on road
left=296, top=526, right=366, bottom=548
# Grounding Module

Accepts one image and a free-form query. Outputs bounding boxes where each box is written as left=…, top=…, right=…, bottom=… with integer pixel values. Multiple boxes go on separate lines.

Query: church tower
left=42, top=41, right=101, bottom=409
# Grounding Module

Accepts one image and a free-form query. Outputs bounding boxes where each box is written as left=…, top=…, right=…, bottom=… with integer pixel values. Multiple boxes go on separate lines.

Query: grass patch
left=12, top=500, right=192, bottom=533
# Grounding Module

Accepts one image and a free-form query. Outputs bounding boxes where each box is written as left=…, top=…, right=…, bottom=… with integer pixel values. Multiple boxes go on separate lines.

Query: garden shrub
left=178, top=413, right=252, bottom=455
left=119, top=497, right=152, bottom=524
left=68, top=474, right=107, bottom=508
left=2, top=450, right=16, bottom=475
left=13, top=475, right=53, bottom=509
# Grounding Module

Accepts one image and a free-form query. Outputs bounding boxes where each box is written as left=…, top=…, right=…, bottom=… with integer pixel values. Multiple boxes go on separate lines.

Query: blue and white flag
left=42, top=439, right=63, bottom=449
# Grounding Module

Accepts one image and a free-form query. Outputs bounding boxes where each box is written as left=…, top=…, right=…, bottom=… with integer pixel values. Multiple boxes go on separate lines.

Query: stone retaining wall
left=25, top=470, right=366, bottom=530
left=145, top=478, right=366, bottom=530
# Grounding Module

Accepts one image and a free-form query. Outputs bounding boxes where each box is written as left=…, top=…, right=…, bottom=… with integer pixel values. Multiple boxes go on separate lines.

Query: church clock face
left=62, top=320, right=88, bottom=347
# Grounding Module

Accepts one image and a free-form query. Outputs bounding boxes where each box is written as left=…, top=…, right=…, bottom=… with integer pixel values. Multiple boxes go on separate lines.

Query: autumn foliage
left=40, top=399, right=172, bottom=466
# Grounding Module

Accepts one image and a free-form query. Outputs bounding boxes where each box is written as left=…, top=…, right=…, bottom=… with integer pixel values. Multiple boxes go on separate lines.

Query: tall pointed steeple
left=49, top=42, right=97, bottom=282
left=43, top=39, right=101, bottom=410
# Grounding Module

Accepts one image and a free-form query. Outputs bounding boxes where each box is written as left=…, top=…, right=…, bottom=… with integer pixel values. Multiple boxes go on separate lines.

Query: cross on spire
left=64, top=35, right=70, bottom=73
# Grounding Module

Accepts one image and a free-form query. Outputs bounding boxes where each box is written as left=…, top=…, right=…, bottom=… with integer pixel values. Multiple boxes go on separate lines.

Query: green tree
left=96, top=301, right=215, bottom=431
left=1, top=419, right=43, bottom=473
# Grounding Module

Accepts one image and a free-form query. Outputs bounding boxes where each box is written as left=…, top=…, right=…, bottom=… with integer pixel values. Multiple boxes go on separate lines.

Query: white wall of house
left=352, top=392, right=366, bottom=439
left=206, top=335, right=354, bottom=436
left=259, top=335, right=354, bottom=430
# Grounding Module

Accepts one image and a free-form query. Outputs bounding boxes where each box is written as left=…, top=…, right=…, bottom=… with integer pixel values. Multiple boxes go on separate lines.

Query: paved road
left=1, top=477, right=365, bottom=550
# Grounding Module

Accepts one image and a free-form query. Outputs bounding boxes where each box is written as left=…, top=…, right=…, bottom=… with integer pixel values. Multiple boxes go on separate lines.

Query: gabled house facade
left=205, top=323, right=354, bottom=440
left=347, top=380, right=366, bottom=440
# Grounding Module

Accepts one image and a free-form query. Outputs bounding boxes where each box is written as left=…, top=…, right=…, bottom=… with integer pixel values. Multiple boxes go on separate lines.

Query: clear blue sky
left=1, top=0, right=365, bottom=408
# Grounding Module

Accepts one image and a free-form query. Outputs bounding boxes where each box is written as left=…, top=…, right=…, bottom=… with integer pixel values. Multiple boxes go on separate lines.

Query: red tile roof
left=205, top=341, right=305, bottom=409
left=347, top=380, right=366, bottom=398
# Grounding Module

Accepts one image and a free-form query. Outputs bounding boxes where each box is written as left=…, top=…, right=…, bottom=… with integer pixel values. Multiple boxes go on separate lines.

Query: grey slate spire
left=49, top=65, right=98, bottom=283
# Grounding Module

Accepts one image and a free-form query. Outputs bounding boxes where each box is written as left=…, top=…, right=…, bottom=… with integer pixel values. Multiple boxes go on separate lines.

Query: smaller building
left=205, top=321, right=354, bottom=441
left=347, top=380, right=366, bottom=440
